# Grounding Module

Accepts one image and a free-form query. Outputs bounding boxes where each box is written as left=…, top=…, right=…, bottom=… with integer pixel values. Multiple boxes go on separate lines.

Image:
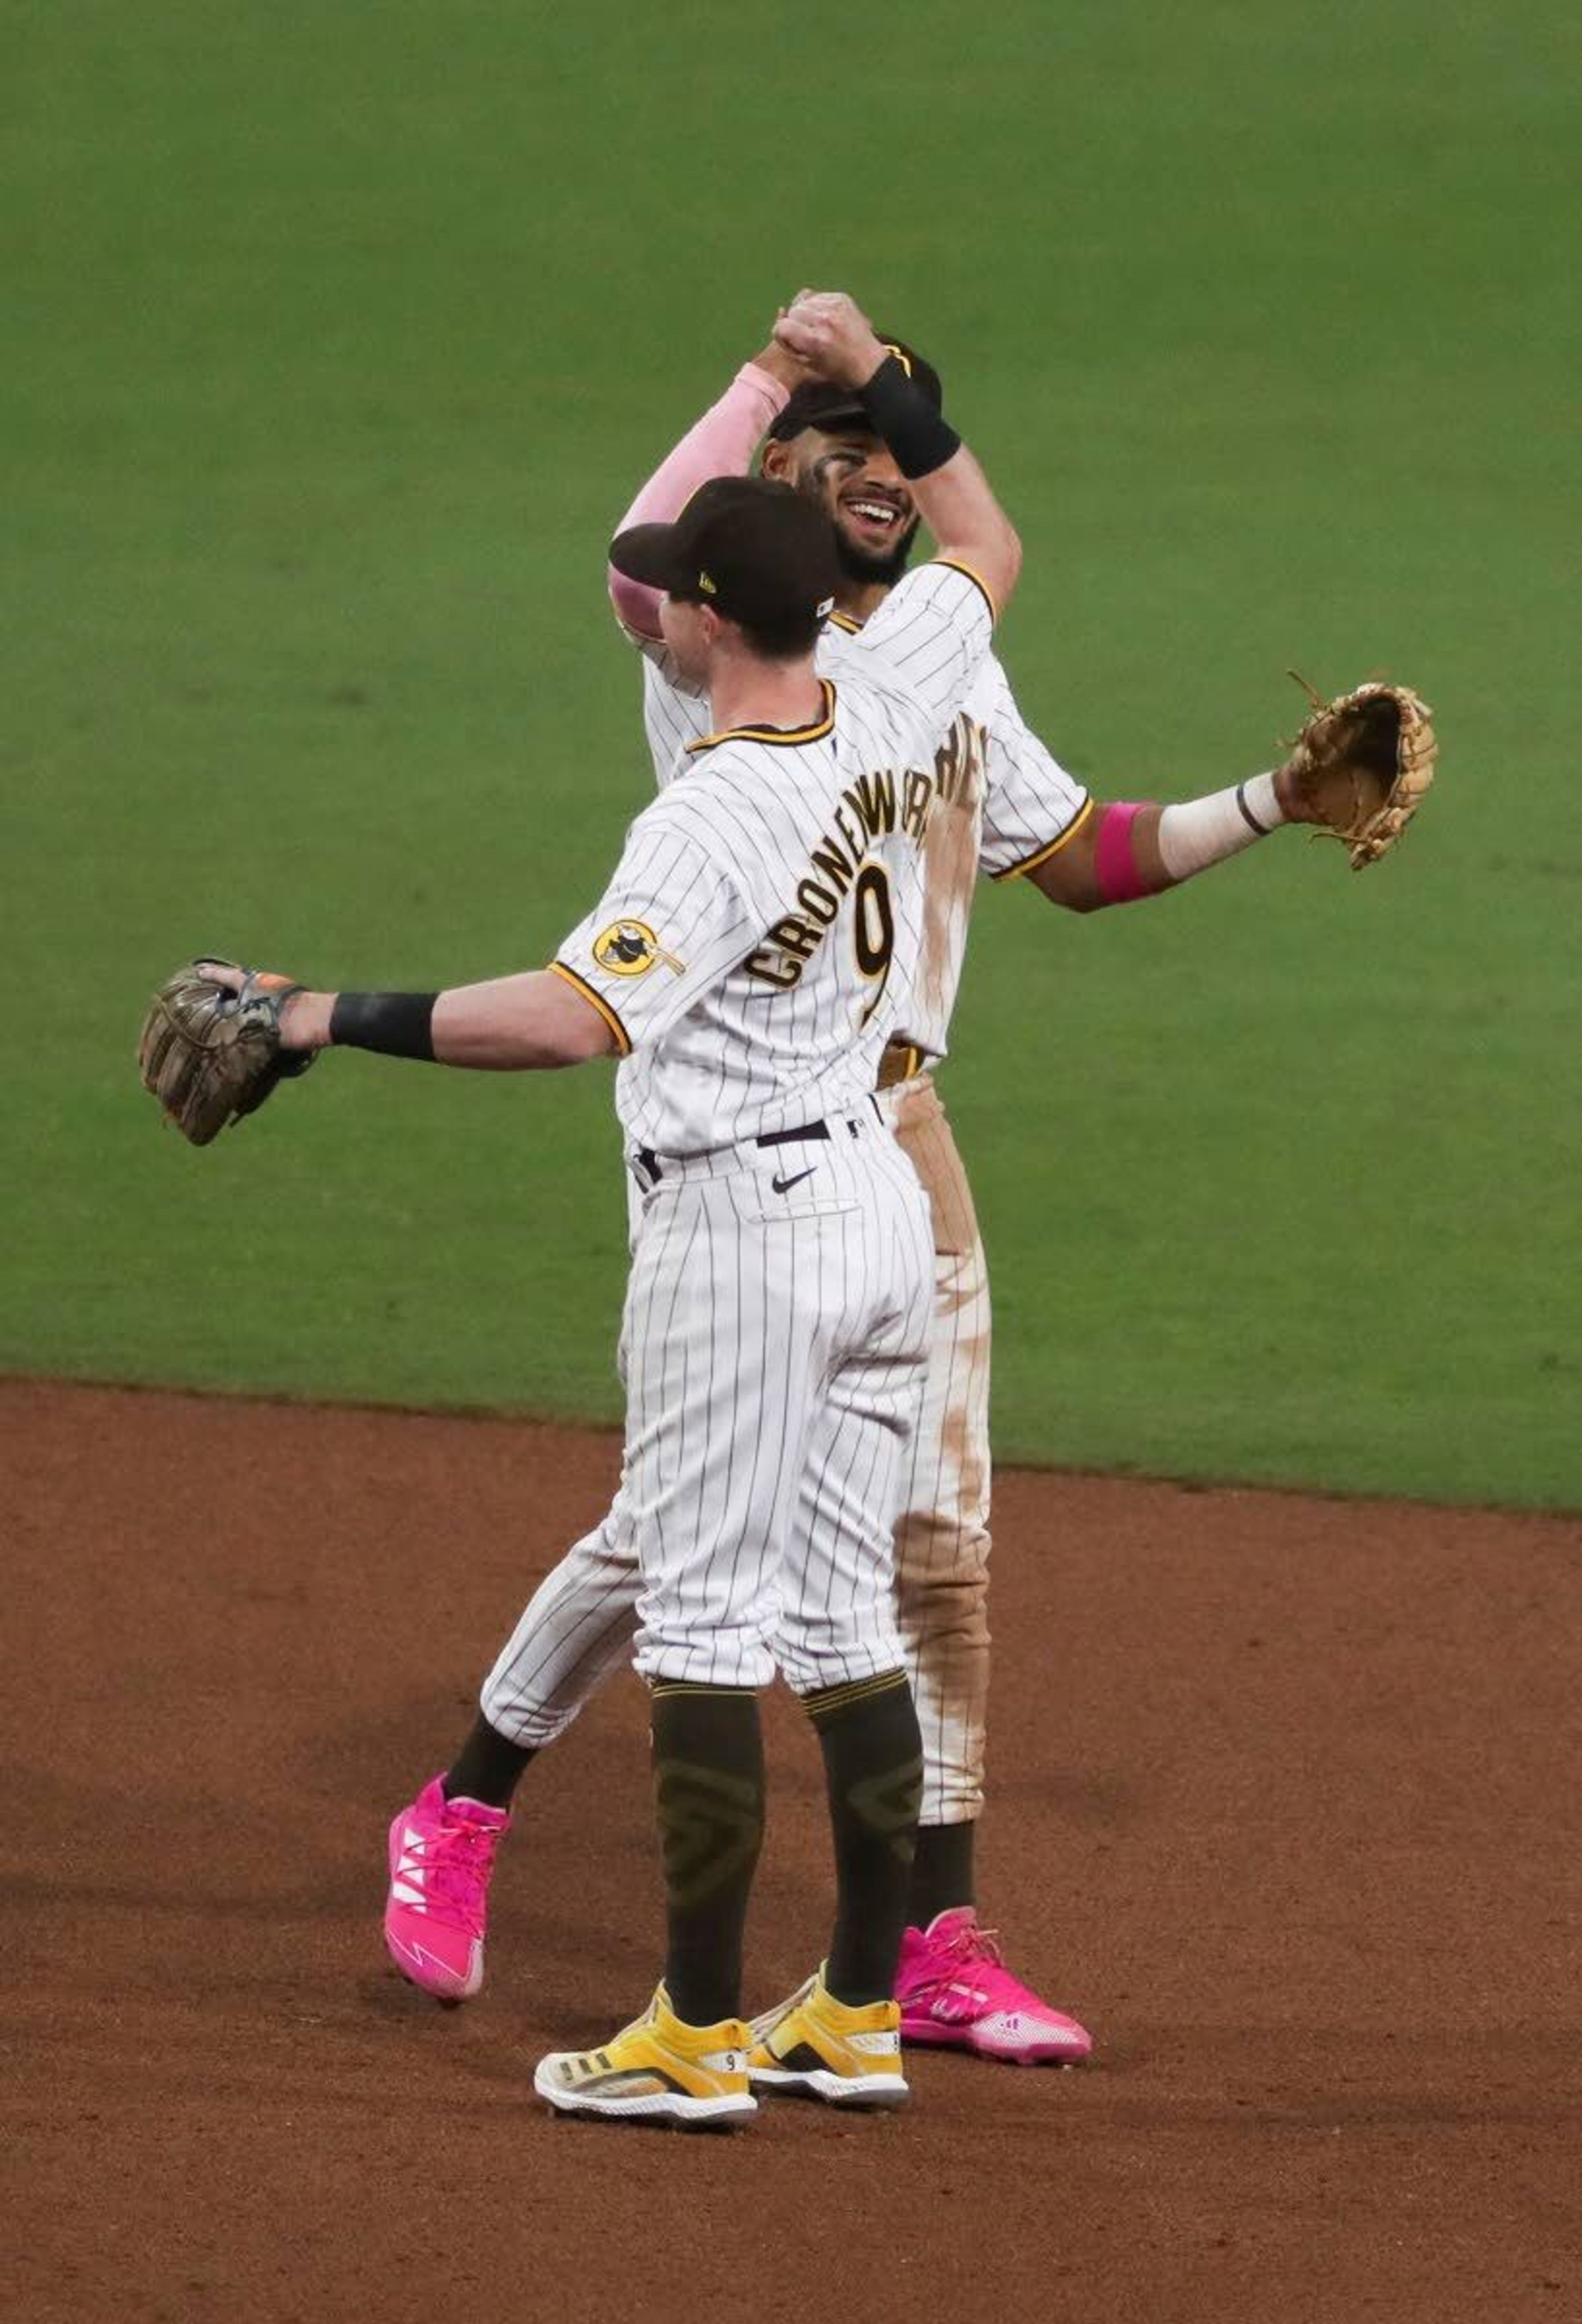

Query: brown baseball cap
left=766, top=333, right=943, bottom=442
left=610, top=475, right=842, bottom=630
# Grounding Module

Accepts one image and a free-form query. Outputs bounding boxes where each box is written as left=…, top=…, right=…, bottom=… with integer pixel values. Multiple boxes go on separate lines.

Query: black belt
left=634, top=1107, right=882, bottom=1189
left=756, top=1120, right=831, bottom=1148
left=876, top=1040, right=926, bottom=1090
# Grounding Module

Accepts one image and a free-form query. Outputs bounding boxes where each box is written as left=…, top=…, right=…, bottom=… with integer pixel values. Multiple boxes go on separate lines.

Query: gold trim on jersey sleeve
left=549, top=960, right=633, bottom=1055
left=989, top=793, right=1097, bottom=882
left=685, top=677, right=838, bottom=754
left=931, top=558, right=999, bottom=627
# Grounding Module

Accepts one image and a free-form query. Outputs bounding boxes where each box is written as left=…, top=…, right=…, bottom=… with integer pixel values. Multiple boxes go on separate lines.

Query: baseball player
left=384, top=291, right=1326, bottom=2074
left=256, top=316, right=1026, bottom=2125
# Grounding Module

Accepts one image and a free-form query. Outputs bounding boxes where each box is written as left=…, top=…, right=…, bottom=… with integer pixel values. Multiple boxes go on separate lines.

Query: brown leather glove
left=1280, top=680, right=1437, bottom=869
left=137, top=959, right=313, bottom=1146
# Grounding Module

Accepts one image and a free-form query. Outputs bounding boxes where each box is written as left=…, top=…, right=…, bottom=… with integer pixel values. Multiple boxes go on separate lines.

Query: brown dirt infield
left=3, top=1378, right=1580, bottom=2324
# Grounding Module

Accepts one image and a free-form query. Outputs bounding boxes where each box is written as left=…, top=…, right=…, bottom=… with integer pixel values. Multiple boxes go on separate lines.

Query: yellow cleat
left=534, top=1984, right=757, bottom=2130
left=748, top=1966, right=909, bottom=2109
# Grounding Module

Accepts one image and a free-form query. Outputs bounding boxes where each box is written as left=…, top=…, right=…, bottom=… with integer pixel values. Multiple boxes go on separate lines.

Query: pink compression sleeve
left=1093, top=802, right=1161, bottom=904
left=607, top=364, right=791, bottom=639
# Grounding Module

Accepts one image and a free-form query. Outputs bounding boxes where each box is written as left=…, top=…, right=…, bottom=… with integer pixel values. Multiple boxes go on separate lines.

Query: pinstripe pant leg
left=627, top=1176, right=824, bottom=1689
left=774, top=1338, right=930, bottom=1691
left=774, top=1164, right=934, bottom=1693
left=478, top=1493, right=640, bottom=1749
left=880, top=1078, right=994, bottom=1827
left=477, top=1179, right=648, bottom=1748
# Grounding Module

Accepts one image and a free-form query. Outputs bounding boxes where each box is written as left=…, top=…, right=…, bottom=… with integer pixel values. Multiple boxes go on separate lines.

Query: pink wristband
left=1093, top=802, right=1157, bottom=904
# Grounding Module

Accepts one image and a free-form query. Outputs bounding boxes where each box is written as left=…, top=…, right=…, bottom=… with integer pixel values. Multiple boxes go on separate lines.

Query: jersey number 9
left=853, top=862, right=894, bottom=1027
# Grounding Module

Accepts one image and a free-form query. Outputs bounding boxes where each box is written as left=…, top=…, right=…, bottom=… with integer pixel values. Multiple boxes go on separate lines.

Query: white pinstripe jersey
left=554, top=563, right=995, bottom=1155
left=632, top=595, right=1090, bottom=1059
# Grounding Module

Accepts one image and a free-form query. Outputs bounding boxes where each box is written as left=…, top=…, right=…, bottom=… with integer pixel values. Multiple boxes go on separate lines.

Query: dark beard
left=793, top=457, right=920, bottom=587
left=834, top=514, right=920, bottom=587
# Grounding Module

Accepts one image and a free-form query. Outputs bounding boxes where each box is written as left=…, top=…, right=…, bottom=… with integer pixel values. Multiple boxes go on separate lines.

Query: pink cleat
left=895, top=1909, right=1093, bottom=2066
left=384, top=1774, right=508, bottom=2002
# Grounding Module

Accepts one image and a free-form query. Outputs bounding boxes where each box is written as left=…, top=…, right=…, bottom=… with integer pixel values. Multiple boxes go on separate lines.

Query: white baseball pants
left=482, top=1077, right=993, bottom=1820
left=492, top=1106, right=933, bottom=1695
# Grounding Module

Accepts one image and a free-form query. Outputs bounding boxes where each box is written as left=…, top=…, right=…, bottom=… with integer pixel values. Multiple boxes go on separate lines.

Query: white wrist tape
left=1155, top=771, right=1284, bottom=883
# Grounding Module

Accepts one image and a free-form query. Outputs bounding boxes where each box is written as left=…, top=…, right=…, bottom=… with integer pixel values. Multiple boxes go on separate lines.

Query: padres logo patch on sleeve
left=592, top=919, right=684, bottom=978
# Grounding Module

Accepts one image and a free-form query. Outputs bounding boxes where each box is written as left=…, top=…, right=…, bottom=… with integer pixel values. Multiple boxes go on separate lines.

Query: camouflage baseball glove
left=1281, top=679, right=1437, bottom=869
left=137, top=959, right=314, bottom=1146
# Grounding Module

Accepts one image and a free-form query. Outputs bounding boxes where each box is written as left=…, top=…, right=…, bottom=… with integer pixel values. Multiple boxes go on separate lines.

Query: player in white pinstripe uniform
left=262, top=298, right=1027, bottom=2126
left=383, top=293, right=1320, bottom=2087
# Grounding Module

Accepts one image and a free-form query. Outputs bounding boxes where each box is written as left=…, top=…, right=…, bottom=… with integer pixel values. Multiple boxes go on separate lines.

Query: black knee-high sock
left=909, top=1819, right=977, bottom=1926
left=805, top=1671, right=924, bottom=2007
left=442, top=1712, right=537, bottom=1810
left=650, top=1682, right=765, bottom=2026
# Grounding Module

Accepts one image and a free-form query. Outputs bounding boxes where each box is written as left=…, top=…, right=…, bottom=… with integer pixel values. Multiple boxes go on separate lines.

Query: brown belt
left=876, top=1040, right=927, bottom=1091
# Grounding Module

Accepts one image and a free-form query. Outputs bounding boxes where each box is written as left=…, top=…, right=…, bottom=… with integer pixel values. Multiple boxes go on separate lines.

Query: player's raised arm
left=973, top=654, right=1306, bottom=914
left=984, top=681, right=1433, bottom=914
left=190, top=963, right=622, bottom=1068
left=606, top=339, right=807, bottom=642
left=773, top=291, right=1021, bottom=617
left=190, top=783, right=760, bottom=1073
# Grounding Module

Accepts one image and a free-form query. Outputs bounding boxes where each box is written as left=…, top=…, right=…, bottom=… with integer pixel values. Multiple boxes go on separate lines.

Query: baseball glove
left=1281, top=679, right=1437, bottom=869
left=137, top=959, right=314, bottom=1146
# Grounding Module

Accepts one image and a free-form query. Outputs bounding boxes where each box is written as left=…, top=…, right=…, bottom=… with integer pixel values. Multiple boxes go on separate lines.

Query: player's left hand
left=774, top=290, right=889, bottom=390
left=1272, top=679, right=1437, bottom=869
left=196, top=959, right=329, bottom=1050
left=138, top=959, right=318, bottom=1146
left=752, top=326, right=817, bottom=391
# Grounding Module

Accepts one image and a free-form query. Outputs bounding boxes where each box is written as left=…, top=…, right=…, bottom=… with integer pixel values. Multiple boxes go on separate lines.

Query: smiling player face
left=762, top=426, right=921, bottom=588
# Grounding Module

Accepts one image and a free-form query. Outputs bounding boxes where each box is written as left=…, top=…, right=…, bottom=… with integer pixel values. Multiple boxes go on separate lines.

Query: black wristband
left=329, top=990, right=438, bottom=1060
left=856, top=354, right=962, bottom=479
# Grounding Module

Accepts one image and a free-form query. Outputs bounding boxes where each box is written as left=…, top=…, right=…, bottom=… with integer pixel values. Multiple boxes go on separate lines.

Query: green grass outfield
left=6, top=2, right=1577, bottom=1508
